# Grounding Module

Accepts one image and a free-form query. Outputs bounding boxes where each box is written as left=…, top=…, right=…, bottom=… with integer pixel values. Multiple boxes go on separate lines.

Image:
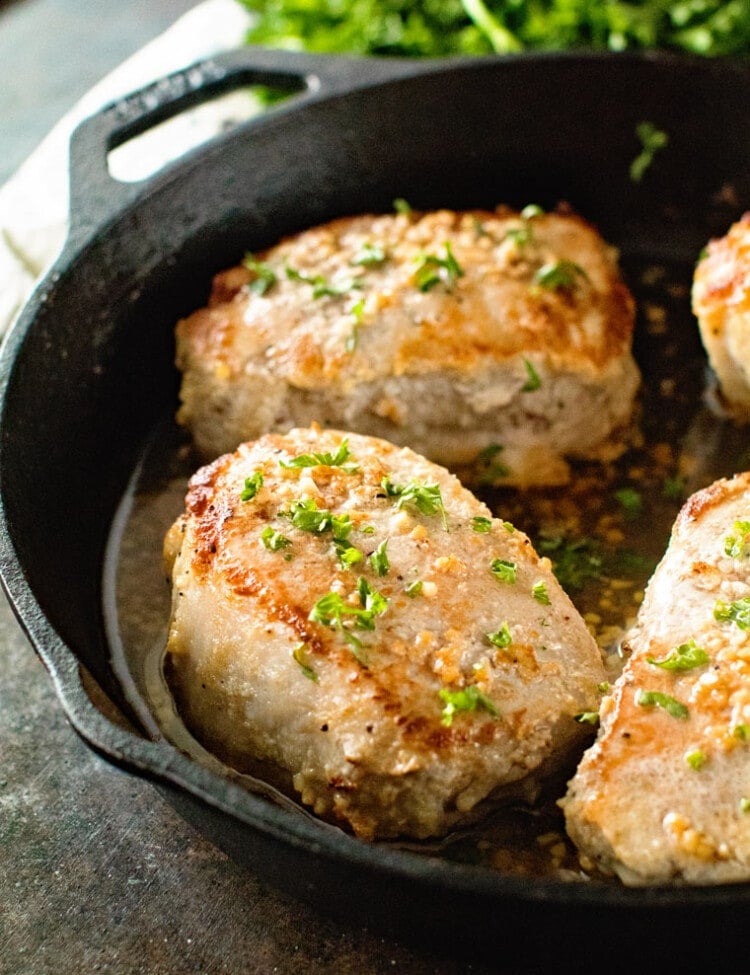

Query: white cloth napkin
left=0, top=0, right=252, bottom=334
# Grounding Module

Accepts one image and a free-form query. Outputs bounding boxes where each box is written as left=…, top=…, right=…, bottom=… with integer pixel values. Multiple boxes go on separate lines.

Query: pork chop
left=164, top=426, right=606, bottom=839
left=563, top=472, right=750, bottom=884
left=174, top=206, right=639, bottom=487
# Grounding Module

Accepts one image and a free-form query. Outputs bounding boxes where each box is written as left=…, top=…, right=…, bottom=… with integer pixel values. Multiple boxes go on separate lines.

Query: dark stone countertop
left=0, top=3, right=494, bottom=972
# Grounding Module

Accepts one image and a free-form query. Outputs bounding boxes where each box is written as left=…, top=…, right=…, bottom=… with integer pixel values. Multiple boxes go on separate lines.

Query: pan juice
left=103, top=257, right=749, bottom=880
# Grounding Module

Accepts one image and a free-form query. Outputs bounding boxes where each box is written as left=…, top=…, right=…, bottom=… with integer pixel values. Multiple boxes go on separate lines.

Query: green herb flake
left=741, top=797, right=750, bottom=814
left=575, top=711, right=599, bottom=725
left=280, top=437, right=359, bottom=473
left=685, top=749, right=707, bottom=770
left=393, top=198, right=412, bottom=215
left=261, top=526, right=293, bottom=553
left=351, top=242, right=387, bottom=267
left=345, top=298, right=366, bottom=353
left=635, top=689, right=689, bottom=720
left=414, top=241, right=464, bottom=292
left=439, top=684, right=500, bottom=727
left=472, top=516, right=493, bottom=533
left=647, top=639, right=709, bottom=672
left=487, top=622, right=512, bottom=649
left=491, top=558, right=517, bottom=584
left=336, top=542, right=364, bottom=568
left=405, top=579, right=423, bottom=598
left=241, top=471, right=264, bottom=501
left=534, top=259, right=588, bottom=291
left=369, top=539, right=390, bottom=577
left=520, top=204, right=545, bottom=221
left=536, top=534, right=602, bottom=592
left=283, top=498, right=353, bottom=541
left=243, top=254, right=277, bottom=295
left=734, top=723, right=750, bottom=742
left=662, top=475, right=687, bottom=501
left=380, top=476, right=448, bottom=528
left=532, top=580, right=551, bottom=605
left=521, top=357, right=542, bottom=392
left=724, top=520, right=750, bottom=558
left=474, top=442, right=510, bottom=484
left=614, top=486, right=643, bottom=518
left=630, top=122, right=669, bottom=183
left=285, top=265, right=362, bottom=299
left=308, top=579, right=388, bottom=663
left=714, top=597, right=750, bottom=630
left=292, top=642, right=318, bottom=682
left=597, top=681, right=611, bottom=694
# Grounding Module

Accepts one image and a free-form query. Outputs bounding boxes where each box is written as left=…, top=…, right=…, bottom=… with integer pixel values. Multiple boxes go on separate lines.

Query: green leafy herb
left=630, top=121, right=669, bottom=183
left=635, top=689, right=689, bottom=719
left=474, top=442, right=510, bottom=484
left=405, top=579, right=423, bottom=598
left=536, top=534, right=603, bottom=592
left=521, top=358, right=541, bottom=391
left=351, top=242, right=387, bottom=266
left=734, top=723, right=750, bottom=742
left=414, top=241, right=464, bottom=291
left=292, top=642, right=318, bottom=682
left=614, top=486, right=643, bottom=518
left=724, top=520, right=750, bottom=558
left=380, top=476, right=448, bottom=528
left=439, top=684, right=500, bottom=727
left=487, top=622, right=512, bottom=648
left=741, top=797, right=750, bottom=814
left=393, top=198, right=412, bottom=215
left=534, top=260, right=588, bottom=291
left=280, top=437, right=359, bottom=472
left=575, top=711, right=599, bottom=725
left=647, top=639, right=709, bottom=672
left=346, top=298, right=366, bottom=353
left=336, top=542, right=364, bottom=568
left=286, top=265, right=362, bottom=298
left=243, top=254, right=277, bottom=295
left=491, top=558, right=517, bottom=584
left=532, top=580, right=551, bottom=605
left=597, top=681, right=611, bottom=694
left=369, top=539, right=390, bottom=577
left=662, top=475, right=687, bottom=501
left=472, top=516, right=493, bottom=533
left=283, top=498, right=353, bottom=540
left=685, top=749, right=707, bottom=770
left=261, top=526, right=292, bottom=553
left=714, top=597, right=750, bottom=630
left=241, top=0, right=750, bottom=62
left=308, top=578, right=388, bottom=662
left=241, top=471, right=264, bottom=501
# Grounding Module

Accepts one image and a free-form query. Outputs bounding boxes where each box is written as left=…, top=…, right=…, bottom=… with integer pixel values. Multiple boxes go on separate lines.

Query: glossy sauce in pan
left=104, top=255, right=750, bottom=881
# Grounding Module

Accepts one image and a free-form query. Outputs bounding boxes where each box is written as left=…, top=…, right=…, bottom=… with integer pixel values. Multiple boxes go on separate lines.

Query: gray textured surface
left=0, top=3, right=494, bottom=972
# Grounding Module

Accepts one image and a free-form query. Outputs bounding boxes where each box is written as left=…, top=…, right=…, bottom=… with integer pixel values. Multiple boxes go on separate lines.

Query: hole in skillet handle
left=66, top=47, right=431, bottom=248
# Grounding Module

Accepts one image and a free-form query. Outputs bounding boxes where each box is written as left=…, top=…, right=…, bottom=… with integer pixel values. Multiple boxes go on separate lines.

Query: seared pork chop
left=563, top=472, right=750, bottom=884
left=693, top=212, right=750, bottom=419
left=175, top=206, right=639, bottom=487
left=164, top=427, right=606, bottom=839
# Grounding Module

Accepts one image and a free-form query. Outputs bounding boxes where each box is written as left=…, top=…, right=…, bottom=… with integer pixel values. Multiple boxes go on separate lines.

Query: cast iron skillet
left=2, top=47, right=750, bottom=968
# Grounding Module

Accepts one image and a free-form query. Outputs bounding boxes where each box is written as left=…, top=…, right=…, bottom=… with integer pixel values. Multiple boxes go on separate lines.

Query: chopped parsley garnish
left=714, top=597, right=750, bottom=630
left=243, top=254, right=277, bottom=295
left=472, top=516, right=493, bottom=533
left=380, top=476, right=448, bottom=528
left=280, top=437, right=359, bottom=472
left=536, top=534, right=602, bottom=592
left=336, top=542, right=364, bottom=568
left=351, top=242, right=387, bottom=266
left=520, top=204, right=544, bottom=221
left=414, top=241, right=464, bottom=291
left=521, top=358, right=541, bottom=391
left=474, top=442, right=510, bottom=484
left=575, top=711, right=599, bottom=725
left=285, top=265, right=362, bottom=298
left=685, top=749, right=707, bottom=770
left=532, top=580, right=551, bottom=605
left=490, top=558, right=517, bottom=584
left=241, top=471, right=264, bottom=501
left=734, top=724, right=750, bottom=742
left=292, top=642, right=318, bottom=682
left=439, top=685, right=500, bottom=727
left=647, top=639, right=709, bottom=672
left=308, top=577, right=388, bottom=663
left=283, top=498, right=353, bottom=539
left=261, top=526, right=292, bottom=553
left=630, top=121, right=669, bottom=183
left=635, top=689, right=689, bottom=719
left=741, top=798, right=750, bottom=814
left=598, top=681, right=611, bottom=694
left=534, top=259, right=588, bottom=291
left=662, top=475, right=687, bottom=501
left=487, top=622, right=512, bottom=648
left=405, top=579, right=423, bottom=598
left=369, top=539, right=390, bottom=576
left=346, top=298, right=365, bottom=352
left=393, top=198, right=412, bottom=215
left=724, top=520, right=750, bottom=558
left=614, top=486, right=643, bottom=518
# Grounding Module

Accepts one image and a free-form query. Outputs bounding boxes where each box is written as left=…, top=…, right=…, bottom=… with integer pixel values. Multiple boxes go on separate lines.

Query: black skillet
left=2, top=47, right=750, bottom=970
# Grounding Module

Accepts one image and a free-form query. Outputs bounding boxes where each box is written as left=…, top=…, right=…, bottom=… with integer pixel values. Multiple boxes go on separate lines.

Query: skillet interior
left=2, top=49, right=750, bottom=966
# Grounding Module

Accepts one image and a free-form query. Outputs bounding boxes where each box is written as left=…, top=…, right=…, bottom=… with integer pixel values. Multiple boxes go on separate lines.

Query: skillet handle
left=67, top=47, right=431, bottom=243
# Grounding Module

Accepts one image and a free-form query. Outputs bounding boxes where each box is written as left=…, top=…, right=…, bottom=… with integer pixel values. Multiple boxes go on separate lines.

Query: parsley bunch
left=239, top=0, right=750, bottom=59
